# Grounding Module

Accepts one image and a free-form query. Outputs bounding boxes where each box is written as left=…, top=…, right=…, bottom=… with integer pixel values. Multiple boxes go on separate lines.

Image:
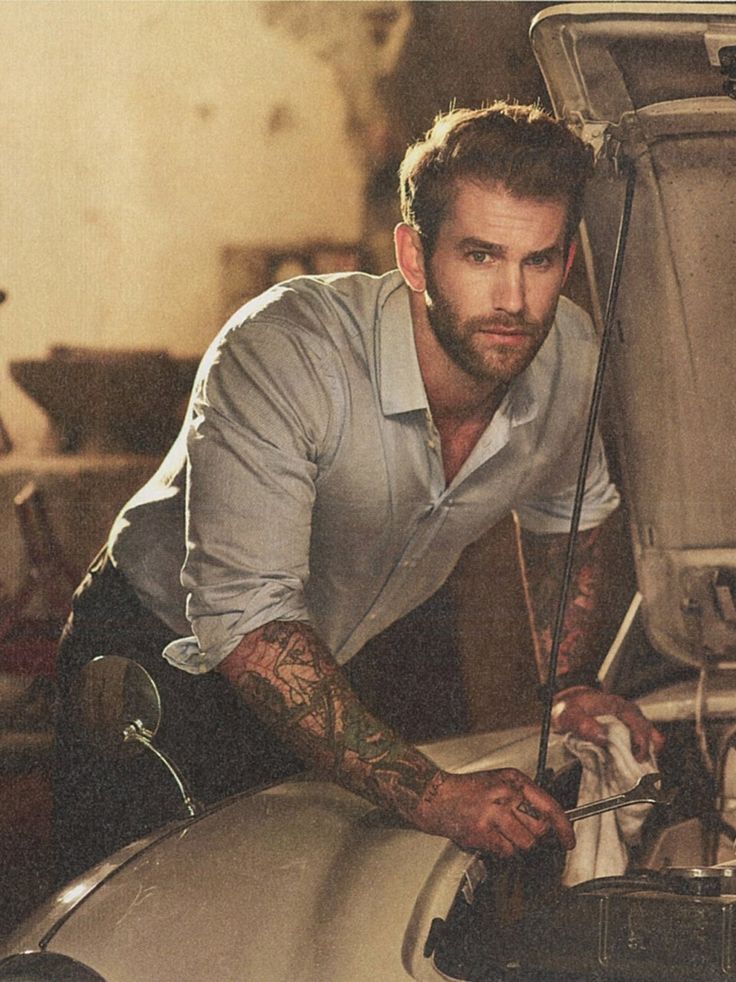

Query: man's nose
left=491, top=264, right=525, bottom=315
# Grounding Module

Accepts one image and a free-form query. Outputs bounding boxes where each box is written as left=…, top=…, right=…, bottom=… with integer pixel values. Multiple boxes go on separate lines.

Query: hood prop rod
left=535, top=157, right=638, bottom=786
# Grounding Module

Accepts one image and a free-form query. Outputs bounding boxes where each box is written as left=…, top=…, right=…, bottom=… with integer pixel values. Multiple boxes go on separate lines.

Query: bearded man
left=54, top=103, right=662, bottom=882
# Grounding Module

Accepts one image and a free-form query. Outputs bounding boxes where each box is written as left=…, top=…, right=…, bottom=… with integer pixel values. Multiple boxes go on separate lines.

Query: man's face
left=423, top=180, right=569, bottom=386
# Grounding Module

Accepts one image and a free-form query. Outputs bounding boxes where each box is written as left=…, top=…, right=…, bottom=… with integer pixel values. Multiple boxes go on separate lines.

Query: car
left=2, top=3, right=736, bottom=979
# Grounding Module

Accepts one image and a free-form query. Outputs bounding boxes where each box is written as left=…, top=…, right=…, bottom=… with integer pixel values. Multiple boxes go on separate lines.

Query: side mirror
left=76, top=655, right=203, bottom=818
left=77, top=654, right=161, bottom=755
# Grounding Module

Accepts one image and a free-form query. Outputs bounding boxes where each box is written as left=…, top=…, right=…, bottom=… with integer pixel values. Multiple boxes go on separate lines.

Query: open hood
left=532, top=3, right=736, bottom=669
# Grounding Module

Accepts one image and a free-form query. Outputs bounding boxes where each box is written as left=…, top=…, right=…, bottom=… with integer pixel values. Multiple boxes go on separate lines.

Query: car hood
left=3, top=677, right=733, bottom=982
left=532, top=3, right=736, bottom=670
left=1, top=725, right=571, bottom=982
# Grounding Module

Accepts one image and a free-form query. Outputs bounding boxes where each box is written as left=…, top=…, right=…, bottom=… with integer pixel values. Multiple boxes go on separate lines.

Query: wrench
left=518, top=772, right=673, bottom=823
left=566, top=771, right=673, bottom=823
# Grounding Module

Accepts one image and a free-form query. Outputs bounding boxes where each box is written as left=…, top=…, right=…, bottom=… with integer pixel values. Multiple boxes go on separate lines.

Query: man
left=54, top=103, right=662, bottom=882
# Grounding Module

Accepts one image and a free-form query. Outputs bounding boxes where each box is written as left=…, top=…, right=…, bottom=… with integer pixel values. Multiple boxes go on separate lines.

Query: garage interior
left=0, top=1, right=642, bottom=939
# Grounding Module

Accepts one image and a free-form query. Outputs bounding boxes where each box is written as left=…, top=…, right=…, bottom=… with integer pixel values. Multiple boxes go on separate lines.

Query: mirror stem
left=123, top=721, right=204, bottom=818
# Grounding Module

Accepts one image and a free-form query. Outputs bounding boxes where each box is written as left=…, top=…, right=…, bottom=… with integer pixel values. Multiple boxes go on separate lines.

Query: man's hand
left=414, top=767, right=575, bottom=857
left=552, top=685, right=664, bottom=762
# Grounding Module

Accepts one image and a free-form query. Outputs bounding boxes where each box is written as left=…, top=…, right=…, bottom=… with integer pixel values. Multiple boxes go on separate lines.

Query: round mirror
left=76, top=655, right=161, bottom=756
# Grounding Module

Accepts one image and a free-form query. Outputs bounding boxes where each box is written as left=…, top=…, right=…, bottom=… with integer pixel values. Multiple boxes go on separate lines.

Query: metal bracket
left=713, top=570, right=736, bottom=625
left=461, top=854, right=488, bottom=905
left=602, top=129, right=628, bottom=177
left=719, top=46, right=736, bottom=100
left=576, top=120, right=610, bottom=161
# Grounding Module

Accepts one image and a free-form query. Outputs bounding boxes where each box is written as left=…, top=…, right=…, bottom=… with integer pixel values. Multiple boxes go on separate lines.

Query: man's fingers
left=521, top=781, right=575, bottom=850
left=608, top=701, right=662, bottom=762
left=554, top=688, right=665, bottom=761
left=625, top=715, right=665, bottom=762
left=453, top=807, right=536, bottom=855
left=618, top=709, right=651, bottom=760
left=559, top=706, right=609, bottom=747
left=650, top=725, right=666, bottom=755
left=419, top=768, right=575, bottom=858
left=494, top=810, right=540, bottom=852
left=482, top=827, right=517, bottom=858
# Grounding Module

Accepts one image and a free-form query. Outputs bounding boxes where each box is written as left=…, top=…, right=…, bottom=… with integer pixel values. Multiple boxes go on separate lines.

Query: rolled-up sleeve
left=164, top=319, right=336, bottom=673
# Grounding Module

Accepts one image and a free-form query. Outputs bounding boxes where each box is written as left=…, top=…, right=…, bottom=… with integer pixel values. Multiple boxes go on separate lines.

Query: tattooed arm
left=217, top=620, right=574, bottom=857
left=518, top=515, right=663, bottom=760
left=518, top=520, right=608, bottom=691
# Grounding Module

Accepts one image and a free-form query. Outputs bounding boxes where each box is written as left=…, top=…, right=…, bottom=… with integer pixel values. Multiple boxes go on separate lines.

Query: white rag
left=562, top=715, right=658, bottom=886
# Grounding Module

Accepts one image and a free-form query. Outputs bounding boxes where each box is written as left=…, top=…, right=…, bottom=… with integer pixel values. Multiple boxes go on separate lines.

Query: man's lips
left=476, top=324, right=533, bottom=346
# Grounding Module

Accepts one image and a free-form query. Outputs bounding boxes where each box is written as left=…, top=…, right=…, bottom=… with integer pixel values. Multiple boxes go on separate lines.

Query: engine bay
left=426, top=696, right=736, bottom=982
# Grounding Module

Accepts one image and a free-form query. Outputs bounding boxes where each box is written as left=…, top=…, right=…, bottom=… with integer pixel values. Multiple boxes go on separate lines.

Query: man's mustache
left=469, top=313, right=541, bottom=333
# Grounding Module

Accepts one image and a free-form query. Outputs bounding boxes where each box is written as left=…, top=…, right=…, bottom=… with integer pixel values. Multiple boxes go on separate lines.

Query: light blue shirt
left=110, top=270, right=619, bottom=673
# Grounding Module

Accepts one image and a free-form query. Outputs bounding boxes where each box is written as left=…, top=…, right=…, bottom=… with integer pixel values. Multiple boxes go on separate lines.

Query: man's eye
left=526, top=255, right=552, bottom=269
left=468, top=251, right=491, bottom=264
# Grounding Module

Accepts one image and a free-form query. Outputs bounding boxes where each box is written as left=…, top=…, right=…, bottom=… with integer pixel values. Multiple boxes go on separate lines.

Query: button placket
left=424, top=408, right=440, bottom=451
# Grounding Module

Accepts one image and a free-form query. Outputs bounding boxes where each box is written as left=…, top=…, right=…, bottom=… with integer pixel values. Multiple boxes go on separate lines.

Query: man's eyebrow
left=457, top=238, right=506, bottom=254
left=525, top=243, right=564, bottom=261
left=457, top=238, right=564, bottom=260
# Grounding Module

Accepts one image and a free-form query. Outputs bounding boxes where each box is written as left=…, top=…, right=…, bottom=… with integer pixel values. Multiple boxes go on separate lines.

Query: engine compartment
left=427, top=695, right=736, bottom=982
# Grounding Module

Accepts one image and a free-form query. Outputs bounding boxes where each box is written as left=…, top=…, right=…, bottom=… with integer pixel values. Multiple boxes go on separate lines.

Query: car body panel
left=1, top=732, right=573, bottom=982
left=3, top=677, right=730, bottom=981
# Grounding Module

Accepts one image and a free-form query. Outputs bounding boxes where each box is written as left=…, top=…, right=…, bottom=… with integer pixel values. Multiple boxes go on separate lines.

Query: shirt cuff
left=162, top=636, right=219, bottom=675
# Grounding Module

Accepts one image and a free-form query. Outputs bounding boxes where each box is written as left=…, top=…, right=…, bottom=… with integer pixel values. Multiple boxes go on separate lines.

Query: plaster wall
left=0, top=1, right=366, bottom=451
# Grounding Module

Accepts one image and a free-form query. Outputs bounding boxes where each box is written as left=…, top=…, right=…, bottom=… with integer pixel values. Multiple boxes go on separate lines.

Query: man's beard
left=425, top=276, right=556, bottom=385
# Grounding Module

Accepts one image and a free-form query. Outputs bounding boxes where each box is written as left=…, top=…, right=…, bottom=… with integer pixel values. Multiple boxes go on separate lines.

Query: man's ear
left=394, top=223, right=426, bottom=293
left=562, top=239, right=577, bottom=286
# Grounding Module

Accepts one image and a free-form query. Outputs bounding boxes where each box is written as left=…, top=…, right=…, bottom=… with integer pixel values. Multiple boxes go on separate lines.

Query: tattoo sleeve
left=516, top=517, right=610, bottom=689
left=216, top=621, right=441, bottom=821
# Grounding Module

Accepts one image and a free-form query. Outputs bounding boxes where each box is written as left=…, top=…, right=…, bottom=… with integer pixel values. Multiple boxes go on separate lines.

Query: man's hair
left=399, top=102, right=594, bottom=256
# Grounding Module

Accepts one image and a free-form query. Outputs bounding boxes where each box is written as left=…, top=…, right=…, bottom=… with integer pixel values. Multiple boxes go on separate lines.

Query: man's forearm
left=218, top=619, right=578, bottom=854
left=518, top=514, right=664, bottom=759
left=217, top=620, right=441, bottom=822
left=517, top=520, right=608, bottom=690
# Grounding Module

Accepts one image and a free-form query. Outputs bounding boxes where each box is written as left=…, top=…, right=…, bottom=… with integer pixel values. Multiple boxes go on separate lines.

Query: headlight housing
left=0, top=952, right=106, bottom=981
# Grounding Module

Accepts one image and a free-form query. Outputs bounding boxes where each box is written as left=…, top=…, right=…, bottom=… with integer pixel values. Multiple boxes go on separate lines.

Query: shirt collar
left=376, top=269, right=541, bottom=429
left=503, top=360, right=539, bottom=429
left=377, top=274, right=429, bottom=416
